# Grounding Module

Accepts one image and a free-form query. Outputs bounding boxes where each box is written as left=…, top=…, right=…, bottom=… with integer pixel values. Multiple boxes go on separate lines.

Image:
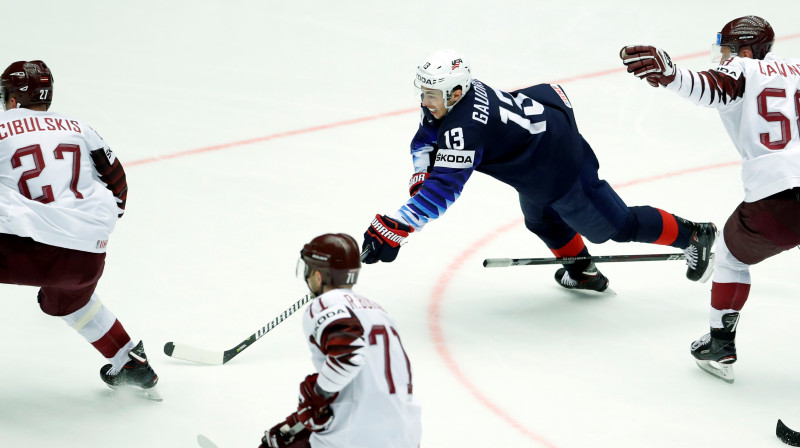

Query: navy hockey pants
left=519, top=142, right=688, bottom=252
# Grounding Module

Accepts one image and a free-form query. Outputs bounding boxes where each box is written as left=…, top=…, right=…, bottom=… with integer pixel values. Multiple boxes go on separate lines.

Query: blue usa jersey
left=395, top=80, right=588, bottom=230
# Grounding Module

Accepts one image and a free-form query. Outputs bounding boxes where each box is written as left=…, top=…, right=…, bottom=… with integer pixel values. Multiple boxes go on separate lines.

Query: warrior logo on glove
left=361, top=214, right=413, bottom=264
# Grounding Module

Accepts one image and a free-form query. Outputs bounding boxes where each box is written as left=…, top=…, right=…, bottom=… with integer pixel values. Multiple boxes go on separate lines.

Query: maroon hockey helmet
left=1, top=60, right=54, bottom=110
left=299, top=233, right=361, bottom=286
left=717, top=16, right=774, bottom=60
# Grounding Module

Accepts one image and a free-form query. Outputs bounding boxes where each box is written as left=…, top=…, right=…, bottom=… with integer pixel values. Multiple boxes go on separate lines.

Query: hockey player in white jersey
left=260, top=233, right=422, bottom=448
left=0, top=60, right=159, bottom=399
left=621, top=16, right=800, bottom=382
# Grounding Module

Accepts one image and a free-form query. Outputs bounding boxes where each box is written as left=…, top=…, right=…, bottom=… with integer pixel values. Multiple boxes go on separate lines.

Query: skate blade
left=695, top=359, right=734, bottom=383
left=106, top=383, right=164, bottom=402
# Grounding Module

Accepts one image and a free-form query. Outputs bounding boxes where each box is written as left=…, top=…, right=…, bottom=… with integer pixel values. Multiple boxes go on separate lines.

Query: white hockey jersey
left=0, top=108, right=120, bottom=253
left=302, top=288, right=422, bottom=448
left=666, top=53, right=800, bottom=202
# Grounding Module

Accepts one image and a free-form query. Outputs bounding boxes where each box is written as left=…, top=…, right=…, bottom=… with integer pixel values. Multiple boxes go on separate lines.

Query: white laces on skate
left=560, top=272, right=578, bottom=287
left=684, top=245, right=699, bottom=269
left=690, top=333, right=710, bottom=351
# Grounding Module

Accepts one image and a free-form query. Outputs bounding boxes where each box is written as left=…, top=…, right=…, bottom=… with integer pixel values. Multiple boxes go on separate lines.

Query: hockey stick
left=483, top=252, right=686, bottom=268
left=163, top=293, right=313, bottom=365
left=777, top=419, right=800, bottom=446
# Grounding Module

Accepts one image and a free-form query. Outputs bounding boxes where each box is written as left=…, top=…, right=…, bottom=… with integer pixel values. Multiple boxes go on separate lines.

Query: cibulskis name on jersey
left=0, top=115, right=81, bottom=139
left=0, top=107, right=120, bottom=253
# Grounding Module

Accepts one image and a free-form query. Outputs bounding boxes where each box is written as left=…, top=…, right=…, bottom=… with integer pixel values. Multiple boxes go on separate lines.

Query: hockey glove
left=408, top=172, right=429, bottom=196
left=620, top=45, right=676, bottom=87
left=296, top=374, right=338, bottom=432
left=261, top=414, right=310, bottom=448
left=362, top=214, right=413, bottom=264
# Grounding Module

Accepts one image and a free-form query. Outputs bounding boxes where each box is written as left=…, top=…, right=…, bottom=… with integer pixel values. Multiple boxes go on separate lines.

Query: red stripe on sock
left=710, top=282, right=751, bottom=311
left=91, top=320, right=132, bottom=358
left=653, top=209, right=678, bottom=245
left=550, top=233, right=586, bottom=257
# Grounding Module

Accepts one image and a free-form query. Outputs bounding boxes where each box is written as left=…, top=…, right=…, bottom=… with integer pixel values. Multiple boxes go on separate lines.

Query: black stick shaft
left=483, top=253, right=686, bottom=268
left=220, top=293, right=313, bottom=363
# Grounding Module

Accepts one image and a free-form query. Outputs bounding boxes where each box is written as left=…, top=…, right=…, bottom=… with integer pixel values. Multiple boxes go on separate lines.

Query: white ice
left=2, top=1, right=800, bottom=447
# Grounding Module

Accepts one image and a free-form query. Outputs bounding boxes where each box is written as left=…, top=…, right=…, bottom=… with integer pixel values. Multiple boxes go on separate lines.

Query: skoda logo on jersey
left=434, top=149, right=475, bottom=168
left=313, top=308, right=347, bottom=337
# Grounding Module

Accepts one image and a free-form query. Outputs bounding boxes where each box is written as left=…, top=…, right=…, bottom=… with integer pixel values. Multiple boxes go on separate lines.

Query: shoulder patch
left=434, top=149, right=475, bottom=168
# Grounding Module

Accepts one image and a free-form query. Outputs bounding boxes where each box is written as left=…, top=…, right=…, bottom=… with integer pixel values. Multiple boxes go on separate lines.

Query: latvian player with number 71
left=260, top=233, right=422, bottom=448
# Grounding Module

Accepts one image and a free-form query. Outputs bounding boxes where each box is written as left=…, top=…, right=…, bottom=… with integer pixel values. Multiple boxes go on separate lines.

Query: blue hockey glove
left=362, top=214, right=413, bottom=264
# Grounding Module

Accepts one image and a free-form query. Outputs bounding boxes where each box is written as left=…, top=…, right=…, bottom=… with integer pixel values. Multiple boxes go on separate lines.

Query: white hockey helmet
left=414, top=49, right=471, bottom=107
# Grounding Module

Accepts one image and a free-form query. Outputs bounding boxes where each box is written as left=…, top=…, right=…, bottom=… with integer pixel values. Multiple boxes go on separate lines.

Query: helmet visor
left=295, top=257, right=309, bottom=280
left=711, top=33, right=737, bottom=63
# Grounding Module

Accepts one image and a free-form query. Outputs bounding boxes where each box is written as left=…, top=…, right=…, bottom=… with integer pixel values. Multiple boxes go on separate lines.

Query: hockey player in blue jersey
left=362, top=49, right=717, bottom=291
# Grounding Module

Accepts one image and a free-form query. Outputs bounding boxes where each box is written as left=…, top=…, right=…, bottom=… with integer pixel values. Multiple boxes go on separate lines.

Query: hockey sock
left=618, top=207, right=691, bottom=248
left=61, top=293, right=134, bottom=372
left=709, top=282, right=751, bottom=328
left=548, top=234, right=591, bottom=276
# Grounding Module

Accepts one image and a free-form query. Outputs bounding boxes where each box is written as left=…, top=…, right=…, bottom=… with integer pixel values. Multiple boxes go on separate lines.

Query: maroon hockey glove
left=362, top=214, right=414, bottom=264
left=408, top=172, right=429, bottom=196
left=90, top=148, right=128, bottom=218
left=620, top=45, right=676, bottom=87
left=261, top=413, right=311, bottom=448
left=296, top=374, right=338, bottom=432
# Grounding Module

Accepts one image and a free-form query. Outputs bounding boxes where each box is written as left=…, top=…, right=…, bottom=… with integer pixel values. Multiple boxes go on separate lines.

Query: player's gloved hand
left=296, top=374, right=338, bottom=432
left=261, top=414, right=310, bottom=447
left=362, top=214, right=414, bottom=264
left=408, top=172, right=429, bottom=196
left=620, top=45, right=676, bottom=87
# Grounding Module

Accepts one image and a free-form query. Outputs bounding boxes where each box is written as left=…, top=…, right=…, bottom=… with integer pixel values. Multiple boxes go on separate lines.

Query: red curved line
left=427, top=161, right=739, bottom=447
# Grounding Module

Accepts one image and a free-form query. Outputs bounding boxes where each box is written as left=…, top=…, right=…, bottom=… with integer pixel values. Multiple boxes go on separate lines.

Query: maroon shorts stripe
left=724, top=194, right=800, bottom=265
left=0, top=233, right=105, bottom=316
left=710, top=281, right=751, bottom=311
left=91, top=319, right=131, bottom=358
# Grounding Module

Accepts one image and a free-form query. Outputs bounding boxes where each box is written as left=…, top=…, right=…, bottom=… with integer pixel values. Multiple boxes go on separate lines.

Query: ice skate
left=690, top=312, right=738, bottom=383
left=682, top=221, right=717, bottom=282
left=100, top=340, right=162, bottom=401
left=554, top=262, right=610, bottom=293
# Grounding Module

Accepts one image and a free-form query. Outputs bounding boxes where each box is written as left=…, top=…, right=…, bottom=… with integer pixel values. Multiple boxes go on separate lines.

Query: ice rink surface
left=2, top=1, right=800, bottom=447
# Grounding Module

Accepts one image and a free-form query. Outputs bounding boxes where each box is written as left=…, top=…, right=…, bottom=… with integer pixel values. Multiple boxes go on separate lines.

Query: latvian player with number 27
left=362, top=49, right=716, bottom=292
left=621, top=16, right=800, bottom=383
left=0, top=60, right=159, bottom=399
left=260, top=233, right=421, bottom=448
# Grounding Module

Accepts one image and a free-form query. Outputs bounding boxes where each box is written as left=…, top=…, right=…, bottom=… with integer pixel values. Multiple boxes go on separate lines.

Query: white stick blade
left=483, top=258, right=513, bottom=267
left=167, top=343, right=224, bottom=365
